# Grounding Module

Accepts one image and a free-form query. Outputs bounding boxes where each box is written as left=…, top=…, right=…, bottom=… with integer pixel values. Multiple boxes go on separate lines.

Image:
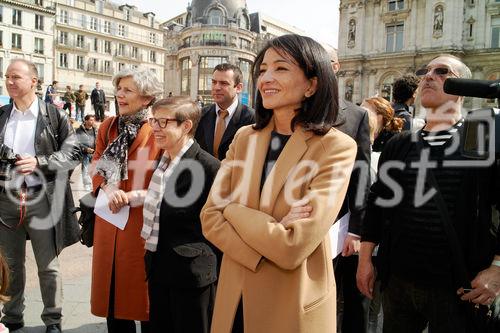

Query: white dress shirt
left=214, top=96, right=239, bottom=132
left=4, top=98, right=41, bottom=187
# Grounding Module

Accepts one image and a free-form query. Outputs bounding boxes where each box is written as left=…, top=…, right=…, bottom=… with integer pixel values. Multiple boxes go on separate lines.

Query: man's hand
left=342, top=234, right=361, bottom=257
left=102, top=184, right=129, bottom=214
left=280, top=199, right=312, bottom=228
left=459, top=265, right=500, bottom=305
left=356, top=241, right=377, bottom=299
left=15, top=155, right=38, bottom=175
left=86, top=148, right=94, bottom=154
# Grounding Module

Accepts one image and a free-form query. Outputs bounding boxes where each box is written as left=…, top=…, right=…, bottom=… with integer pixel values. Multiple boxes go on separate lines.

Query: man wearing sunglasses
left=357, top=54, right=500, bottom=332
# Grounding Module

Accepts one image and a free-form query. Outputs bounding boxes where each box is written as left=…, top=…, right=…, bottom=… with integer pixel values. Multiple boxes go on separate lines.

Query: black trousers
left=148, top=280, right=216, bottom=333
left=93, top=104, right=105, bottom=121
left=334, top=255, right=366, bottom=333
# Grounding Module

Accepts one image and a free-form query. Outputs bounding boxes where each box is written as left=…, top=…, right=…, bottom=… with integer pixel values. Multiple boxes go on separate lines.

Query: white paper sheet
left=329, top=212, right=350, bottom=259
left=94, top=190, right=130, bottom=230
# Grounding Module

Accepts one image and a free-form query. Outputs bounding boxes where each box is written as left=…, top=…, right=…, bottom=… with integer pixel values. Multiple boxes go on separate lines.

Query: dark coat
left=149, top=141, right=221, bottom=288
left=194, top=101, right=255, bottom=160
left=0, top=99, right=82, bottom=254
left=75, top=125, right=96, bottom=155
left=90, top=88, right=106, bottom=106
left=335, top=98, right=371, bottom=235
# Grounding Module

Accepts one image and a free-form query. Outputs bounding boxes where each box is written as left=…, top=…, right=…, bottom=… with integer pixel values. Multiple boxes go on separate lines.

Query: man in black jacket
left=357, top=54, right=500, bottom=332
left=90, top=81, right=106, bottom=122
left=194, top=63, right=255, bottom=160
left=0, top=59, right=81, bottom=333
left=391, top=74, right=420, bottom=131
left=328, top=46, right=371, bottom=332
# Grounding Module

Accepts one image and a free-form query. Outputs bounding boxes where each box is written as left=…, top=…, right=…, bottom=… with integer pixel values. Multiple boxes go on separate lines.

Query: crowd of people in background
left=0, top=32, right=499, bottom=333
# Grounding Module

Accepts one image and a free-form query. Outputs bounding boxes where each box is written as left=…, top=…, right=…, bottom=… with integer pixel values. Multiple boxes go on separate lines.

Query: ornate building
left=338, top=0, right=500, bottom=111
left=162, top=0, right=304, bottom=105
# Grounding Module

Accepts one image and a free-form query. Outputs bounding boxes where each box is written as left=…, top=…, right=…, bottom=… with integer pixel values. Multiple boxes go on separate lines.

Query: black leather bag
left=74, top=192, right=96, bottom=247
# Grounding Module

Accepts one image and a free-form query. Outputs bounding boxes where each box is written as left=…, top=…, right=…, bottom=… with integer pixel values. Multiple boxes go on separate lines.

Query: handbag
left=422, top=144, right=500, bottom=332
left=73, top=117, right=116, bottom=247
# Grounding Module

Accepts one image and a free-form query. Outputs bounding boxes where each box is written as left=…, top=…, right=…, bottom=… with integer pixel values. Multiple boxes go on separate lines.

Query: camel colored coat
left=201, top=121, right=357, bottom=333
left=90, top=117, right=160, bottom=320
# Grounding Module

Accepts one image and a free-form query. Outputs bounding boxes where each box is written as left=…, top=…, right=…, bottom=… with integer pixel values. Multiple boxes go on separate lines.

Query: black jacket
left=194, top=101, right=255, bottom=160
left=362, top=130, right=500, bottom=287
left=149, top=141, right=221, bottom=288
left=335, top=98, right=371, bottom=235
left=75, top=125, right=96, bottom=155
left=0, top=99, right=82, bottom=253
left=90, top=88, right=106, bottom=106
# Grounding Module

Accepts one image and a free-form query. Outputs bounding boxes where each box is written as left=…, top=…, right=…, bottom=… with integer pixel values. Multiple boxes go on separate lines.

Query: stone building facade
left=338, top=0, right=500, bottom=111
left=0, top=0, right=56, bottom=96
left=162, top=0, right=304, bottom=105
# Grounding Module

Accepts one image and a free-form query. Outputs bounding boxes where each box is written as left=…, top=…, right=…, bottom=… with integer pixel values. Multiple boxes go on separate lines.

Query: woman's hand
left=279, top=199, right=313, bottom=228
left=102, top=184, right=129, bottom=213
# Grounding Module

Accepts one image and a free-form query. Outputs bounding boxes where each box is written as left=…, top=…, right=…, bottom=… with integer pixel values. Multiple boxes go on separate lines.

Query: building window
left=59, top=53, right=68, bottom=68
left=132, top=46, right=138, bottom=59
left=35, top=14, right=44, bottom=30
left=60, top=10, right=68, bottom=24
left=150, top=16, right=154, bottom=28
left=12, top=9, right=21, bottom=26
left=93, top=38, right=98, bottom=52
left=59, top=31, right=68, bottom=45
left=117, top=43, right=125, bottom=56
left=96, top=0, right=103, bottom=14
left=198, top=56, right=227, bottom=100
left=76, top=55, right=84, bottom=70
left=104, top=60, right=111, bottom=73
left=149, top=32, right=156, bottom=44
left=104, top=21, right=111, bottom=33
left=388, top=0, right=404, bottom=11
left=67, top=0, right=74, bottom=6
left=238, top=59, right=253, bottom=106
left=240, top=38, right=251, bottom=51
left=380, top=75, right=396, bottom=101
left=386, top=23, right=404, bottom=52
left=492, top=17, right=500, bottom=48
left=0, top=6, right=3, bottom=23
left=118, top=62, right=125, bottom=71
left=207, top=8, right=224, bottom=25
left=124, top=9, right=130, bottom=21
left=0, top=31, right=2, bottom=47
left=34, top=37, right=44, bottom=54
left=468, top=23, right=474, bottom=39
left=76, top=35, right=84, bottom=48
left=88, top=58, right=97, bottom=71
left=345, top=81, right=354, bottom=102
left=12, top=33, right=21, bottom=49
left=90, top=17, right=98, bottom=31
left=239, top=15, right=249, bottom=29
left=180, top=57, right=191, bottom=96
left=149, top=50, right=156, bottom=63
left=104, top=40, right=111, bottom=54
left=202, top=32, right=226, bottom=46
left=118, top=24, right=125, bottom=37
left=35, top=0, right=44, bottom=5
left=35, top=63, right=44, bottom=82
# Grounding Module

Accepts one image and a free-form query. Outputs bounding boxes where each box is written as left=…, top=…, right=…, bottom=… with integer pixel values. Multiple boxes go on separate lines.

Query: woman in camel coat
left=90, top=69, right=162, bottom=333
left=201, top=34, right=357, bottom=333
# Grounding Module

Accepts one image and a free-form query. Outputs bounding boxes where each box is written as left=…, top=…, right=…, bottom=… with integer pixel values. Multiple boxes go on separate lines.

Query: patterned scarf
left=142, top=139, right=194, bottom=252
left=95, top=109, right=148, bottom=185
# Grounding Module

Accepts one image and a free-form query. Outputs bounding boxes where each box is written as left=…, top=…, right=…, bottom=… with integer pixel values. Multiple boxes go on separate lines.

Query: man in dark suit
left=194, top=63, right=255, bottom=160
left=0, top=59, right=81, bottom=333
left=90, top=81, right=106, bottom=121
left=328, top=47, right=372, bottom=333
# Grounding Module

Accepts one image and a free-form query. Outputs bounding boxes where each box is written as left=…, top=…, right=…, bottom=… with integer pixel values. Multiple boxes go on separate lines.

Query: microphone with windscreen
left=444, top=78, right=500, bottom=99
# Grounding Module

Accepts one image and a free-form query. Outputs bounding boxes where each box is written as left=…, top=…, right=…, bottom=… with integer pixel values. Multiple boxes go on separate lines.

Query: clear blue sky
left=123, top=0, right=340, bottom=47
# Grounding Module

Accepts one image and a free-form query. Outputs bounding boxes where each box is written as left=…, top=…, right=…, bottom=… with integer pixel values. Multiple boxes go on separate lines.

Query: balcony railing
left=114, top=50, right=143, bottom=62
left=55, top=39, right=90, bottom=52
left=177, top=39, right=256, bottom=53
left=87, top=64, right=113, bottom=76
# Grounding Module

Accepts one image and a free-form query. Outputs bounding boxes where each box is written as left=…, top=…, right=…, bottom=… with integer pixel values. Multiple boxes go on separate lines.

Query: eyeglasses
left=148, top=117, right=179, bottom=128
left=415, top=67, right=458, bottom=78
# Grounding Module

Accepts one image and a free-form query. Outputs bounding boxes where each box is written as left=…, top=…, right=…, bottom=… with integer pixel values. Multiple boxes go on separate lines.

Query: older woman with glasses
left=90, top=69, right=163, bottom=333
left=141, top=97, right=220, bottom=333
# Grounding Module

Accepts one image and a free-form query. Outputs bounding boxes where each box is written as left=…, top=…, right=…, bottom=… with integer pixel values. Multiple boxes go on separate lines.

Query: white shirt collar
left=215, top=96, right=239, bottom=118
left=12, top=98, right=39, bottom=118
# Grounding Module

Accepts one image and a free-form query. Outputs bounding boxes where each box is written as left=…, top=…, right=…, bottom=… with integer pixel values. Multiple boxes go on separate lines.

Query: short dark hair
left=152, top=96, right=201, bottom=137
left=84, top=114, right=95, bottom=121
left=52, top=80, right=58, bottom=85
left=213, top=63, right=243, bottom=86
left=252, top=34, right=338, bottom=135
left=392, top=75, right=420, bottom=104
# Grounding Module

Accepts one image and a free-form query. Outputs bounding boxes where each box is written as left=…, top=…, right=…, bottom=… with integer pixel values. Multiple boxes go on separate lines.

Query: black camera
left=0, top=144, right=17, bottom=181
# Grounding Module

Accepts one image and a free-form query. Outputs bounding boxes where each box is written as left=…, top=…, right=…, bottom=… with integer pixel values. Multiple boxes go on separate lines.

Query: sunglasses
left=415, top=67, right=457, bottom=78
left=148, top=117, right=180, bottom=128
